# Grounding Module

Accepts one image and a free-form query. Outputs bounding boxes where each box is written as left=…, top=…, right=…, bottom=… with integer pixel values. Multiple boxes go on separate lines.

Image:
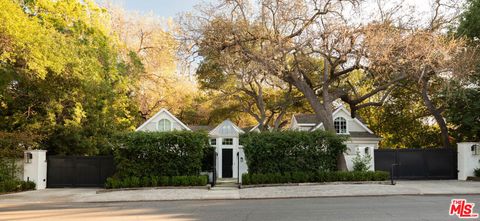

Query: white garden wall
left=344, top=146, right=375, bottom=171
left=23, top=150, right=47, bottom=190
left=458, top=142, right=480, bottom=180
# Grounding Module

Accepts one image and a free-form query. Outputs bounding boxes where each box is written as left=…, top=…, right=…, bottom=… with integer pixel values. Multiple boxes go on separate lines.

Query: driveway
left=1, top=180, right=480, bottom=203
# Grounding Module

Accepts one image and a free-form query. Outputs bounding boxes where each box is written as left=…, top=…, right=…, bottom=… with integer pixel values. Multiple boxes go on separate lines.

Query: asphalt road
left=1, top=195, right=479, bottom=221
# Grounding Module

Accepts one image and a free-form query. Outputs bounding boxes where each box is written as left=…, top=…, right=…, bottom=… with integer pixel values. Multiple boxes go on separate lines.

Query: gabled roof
left=293, top=105, right=348, bottom=125
left=349, top=131, right=380, bottom=139
left=293, top=114, right=318, bottom=124
left=135, top=108, right=191, bottom=132
left=209, top=119, right=244, bottom=137
left=293, top=105, right=375, bottom=134
left=188, top=125, right=215, bottom=132
left=294, top=106, right=368, bottom=125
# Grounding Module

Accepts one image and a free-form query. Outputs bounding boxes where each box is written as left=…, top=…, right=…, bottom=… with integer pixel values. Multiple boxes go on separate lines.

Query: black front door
left=222, top=149, right=233, bottom=178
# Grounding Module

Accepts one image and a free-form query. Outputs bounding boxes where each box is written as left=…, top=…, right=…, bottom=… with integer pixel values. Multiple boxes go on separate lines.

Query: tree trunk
left=289, top=68, right=348, bottom=171
left=420, top=77, right=450, bottom=148
left=273, top=110, right=287, bottom=130
left=322, top=57, right=347, bottom=171
left=290, top=76, right=331, bottom=127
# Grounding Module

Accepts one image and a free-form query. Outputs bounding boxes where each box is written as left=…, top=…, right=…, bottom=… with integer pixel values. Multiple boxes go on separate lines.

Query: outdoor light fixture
left=240, top=157, right=244, bottom=162
left=364, top=147, right=369, bottom=155
left=472, top=144, right=480, bottom=155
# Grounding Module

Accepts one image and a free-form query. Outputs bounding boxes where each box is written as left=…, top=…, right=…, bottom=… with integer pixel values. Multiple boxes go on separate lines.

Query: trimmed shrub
left=112, top=131, right=209, bottom=179
left=159, top=176, right=170, bottom=186
left=352, top=153, right=372, bottom=172
left=21, top=181, right=36, bottom=190
left=150, top=176, right=159, bottom=187
left=0, top=180, right=36, bottom=193
left=105, top=177, right=121, bottom=189
left=241, top=171, right=390, bottom=185
left=202, top=145, right=215, bottom=171
left=141, top=177, right=150, bottom=187
left=105, top=175, right=208, bottom=189
left=241, top=131, right=347, bottom=174
left=1, top=180, right=19, bottom=192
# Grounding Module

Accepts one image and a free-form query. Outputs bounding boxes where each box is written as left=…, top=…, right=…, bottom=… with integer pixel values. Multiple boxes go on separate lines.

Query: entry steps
left=213, top=178, right=239, bottom=189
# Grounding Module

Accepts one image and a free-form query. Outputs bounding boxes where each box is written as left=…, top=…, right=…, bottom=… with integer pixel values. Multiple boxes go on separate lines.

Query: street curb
left=239, top=181, right=391, bottom=189
left=96, top=185, right=211, bottom=194
left=76, top=193, right=480, bottom=204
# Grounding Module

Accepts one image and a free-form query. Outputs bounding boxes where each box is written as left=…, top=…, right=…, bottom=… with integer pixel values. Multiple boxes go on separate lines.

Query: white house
left=136, top=108, right=249, bottom=180
left=290, top=105, right=381, bottom=170
left=135, top=108, right=191, bottom=132
left=136, top=106, right=381, bottom=181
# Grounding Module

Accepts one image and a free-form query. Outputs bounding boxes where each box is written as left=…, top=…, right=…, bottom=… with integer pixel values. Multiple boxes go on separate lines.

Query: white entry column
left=23, top=150, right=47, bottom=189
left=457, top=142, right=480, bottom=180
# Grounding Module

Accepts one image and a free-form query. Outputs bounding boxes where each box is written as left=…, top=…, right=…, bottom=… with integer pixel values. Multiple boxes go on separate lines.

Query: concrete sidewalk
left=1, top=180, right=480, bottom=204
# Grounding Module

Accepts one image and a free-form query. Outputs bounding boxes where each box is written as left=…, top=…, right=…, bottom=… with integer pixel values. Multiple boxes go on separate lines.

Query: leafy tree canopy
left=0, top=0, right=143, bottom=155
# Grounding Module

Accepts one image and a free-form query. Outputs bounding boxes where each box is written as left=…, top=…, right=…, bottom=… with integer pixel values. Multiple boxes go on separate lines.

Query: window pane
left=158, top=120, right=165, bottom=131
left=158, top=119, right=171, bottom=132
left=334, top=117, right=347, bottom=134
left=210, top=139, right=216, bottom=145
left=222, top=138, right=233, bottom=145
left=165, top=119, right=171, bottom=131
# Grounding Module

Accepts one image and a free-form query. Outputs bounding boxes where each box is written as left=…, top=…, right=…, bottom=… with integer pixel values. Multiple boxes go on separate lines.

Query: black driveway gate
left=374, top=148, right=457, bottom=180
left=47, top=156, right=114, bottom=188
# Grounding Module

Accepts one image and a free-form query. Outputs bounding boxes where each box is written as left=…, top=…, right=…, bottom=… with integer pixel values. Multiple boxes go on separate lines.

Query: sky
left=107, top=0, right=434, bottom=21
left=109, top=0, right=209, bottom=18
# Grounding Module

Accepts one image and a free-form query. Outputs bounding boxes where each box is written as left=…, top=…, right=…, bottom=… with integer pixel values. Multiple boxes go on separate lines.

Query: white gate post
left=23, top=150, right=47, bottom=189
left=457, top=142, right=480, bottom=181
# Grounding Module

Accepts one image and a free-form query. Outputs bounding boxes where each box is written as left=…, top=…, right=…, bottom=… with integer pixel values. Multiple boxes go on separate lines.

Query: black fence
left=47, top=156, right=114, bottom=188
left=374, top=148, right=457, bottom=180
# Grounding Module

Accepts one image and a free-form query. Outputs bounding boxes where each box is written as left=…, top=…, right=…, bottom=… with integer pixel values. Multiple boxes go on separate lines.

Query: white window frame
left=24, top=152, right=33, bottom=164
left=222, top=138, right=233, bottom=145
left=334, top=117, right=348, bottom=134
left=157, top=119, right=172, bottom=132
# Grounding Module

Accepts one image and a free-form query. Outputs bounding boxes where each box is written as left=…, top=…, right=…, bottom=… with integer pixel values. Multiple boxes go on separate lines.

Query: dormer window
left=334, top=117, right=347, bottom=134
left=158, top=119, right=172, bottom=132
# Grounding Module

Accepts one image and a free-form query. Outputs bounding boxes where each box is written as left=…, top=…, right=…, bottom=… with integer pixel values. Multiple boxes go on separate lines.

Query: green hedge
left=0, top=180, right=35, bottom=193
left=241, top=131, right=347, bottom=174
left=105, top=175, right=208, bottom=189
left=242, top=171, right=390, bottom=185
left=112, top=131, right=210, bottom=178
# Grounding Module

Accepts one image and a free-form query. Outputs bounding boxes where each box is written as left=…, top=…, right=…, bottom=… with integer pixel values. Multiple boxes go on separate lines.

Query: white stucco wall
left=23, top=150, right=47, bottom=190
left=458, top=142, right=480, bottom=180
left=344, top=141, right=377, bottom=171
left=238, top=146, right=248, bottom=183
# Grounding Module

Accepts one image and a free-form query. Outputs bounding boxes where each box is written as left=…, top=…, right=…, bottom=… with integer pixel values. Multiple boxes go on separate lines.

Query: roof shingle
left=188, top=125, right=215, bottom=132
left=294, top=114, right=318, bottom=124
left=348, top=131, right=380, bottom=138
